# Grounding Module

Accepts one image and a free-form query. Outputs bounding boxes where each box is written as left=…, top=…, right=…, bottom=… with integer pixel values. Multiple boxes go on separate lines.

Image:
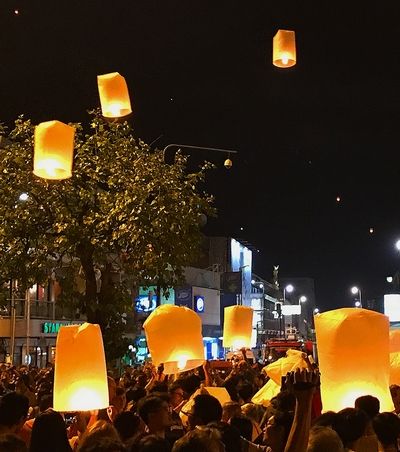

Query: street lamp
left=162, top=144, right=238, bottom=169
left=387, top=276, right=393, bottom=283
left=351, top=286, right=362, bottom=308
left=313, top=308, right=320, bottom=314
left=283, top=284, right=294, bottom=302
left=299, top=295, right=307, bottom=305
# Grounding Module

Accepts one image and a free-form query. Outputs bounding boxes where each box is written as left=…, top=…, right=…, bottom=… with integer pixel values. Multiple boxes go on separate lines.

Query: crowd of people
left=0, top=354, right=399, bottom=452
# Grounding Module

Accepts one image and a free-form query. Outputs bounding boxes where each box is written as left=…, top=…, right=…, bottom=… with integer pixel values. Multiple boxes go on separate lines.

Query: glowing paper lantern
left=390, top=329, right=400, bottom=352
left=223, top=305, right=253, bottom=350
left=54, top=323, right=108, bottom=412
left=315, top=308, right=394, bottom=412
left=33, top=121, right=74, bottom=180
left=265, top=349, right=309, bottom=385
left=143, top=305, right=204, bottom=374
left=252, top=379, right=281, bottom=407
left=273, top=29, right=296, bottom=68
left=389, top=329, right=400, bottom=384
left=97, top=72, right=132, bottom=118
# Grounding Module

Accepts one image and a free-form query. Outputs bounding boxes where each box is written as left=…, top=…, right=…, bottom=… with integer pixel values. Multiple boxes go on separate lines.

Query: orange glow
left=143, top=305, right=204, bottom=374
left=97, top=72, right=132, bottom=118
left=389, top=329, right=400, bottom=384
left=53, top=323, right=108, bottom=412
left=273, top=30, right=296, bottom=68
left=223, top=305, right=253, bottom=350
left=315, top=308, right=394, bottom=412
left=33, top=121, right=74, bottom=180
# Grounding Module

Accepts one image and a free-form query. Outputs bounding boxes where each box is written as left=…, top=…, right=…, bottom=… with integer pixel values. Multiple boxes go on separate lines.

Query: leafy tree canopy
left=0, top=110, right=214, bottom=360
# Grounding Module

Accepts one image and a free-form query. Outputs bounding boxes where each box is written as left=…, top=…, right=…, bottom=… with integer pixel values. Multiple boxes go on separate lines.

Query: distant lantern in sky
left=273, top=30, right=296, bottom=68
left=336, top=196, right=341, bottom=203
left=223, top=305, right=253, bottom=350
left=33, top=120, right=74, bottom=180
left=97, top=72, right=132, bottom=118
left=315, top=308, right=394, bottom=412
left=143, top=305, right=204, bottom=374
left=54, top=323, right=108, bottom=412
left=369, top=227, right=374, bottom=234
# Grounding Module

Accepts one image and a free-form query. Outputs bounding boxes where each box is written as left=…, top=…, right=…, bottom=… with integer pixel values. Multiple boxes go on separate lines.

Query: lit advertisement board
left=282, top=305, right=301, bottom=316
left=384, top=294, right=400, bottom=322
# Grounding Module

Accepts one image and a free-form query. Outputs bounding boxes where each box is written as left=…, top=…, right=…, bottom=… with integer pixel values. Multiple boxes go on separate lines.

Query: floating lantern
left=389, top=329, right=400, bottom=385
left=223, top=305, right=253, bottom=350
left=54, top=323, right=108, bottom=412
left=315, top=308, right=394, bottom=412
left=273, top=29, right=296, bottom=68
left=97, top=72, right=132, bottom=118
left=143, top=305, right=204, bottom=374
left=33, top=120, right=74, bottom=180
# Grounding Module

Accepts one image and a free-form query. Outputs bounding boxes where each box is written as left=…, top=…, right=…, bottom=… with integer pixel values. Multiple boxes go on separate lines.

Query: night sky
left=2, top=1, right=400, bottom=309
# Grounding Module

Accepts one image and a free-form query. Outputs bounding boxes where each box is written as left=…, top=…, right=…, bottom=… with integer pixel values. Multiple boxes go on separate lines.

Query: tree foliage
left=0, top=111, right=214, bottom=360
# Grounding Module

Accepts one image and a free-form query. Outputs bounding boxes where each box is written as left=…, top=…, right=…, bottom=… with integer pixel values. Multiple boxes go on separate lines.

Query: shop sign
left=42, top=321, right=81, bottom=334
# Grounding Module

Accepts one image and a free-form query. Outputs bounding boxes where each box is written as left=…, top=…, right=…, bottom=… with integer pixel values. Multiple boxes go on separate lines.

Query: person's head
left=270, top=390, right=296, bottom=413
left=354, top=395, right=380, bottom=420
left=189, top=394, right=222, bottom=429
left=207, top=421, right=242, bottom=452
left=112, top=387, right=127, bottom=414
left=133, top=434, right=171, bottom=452
left=178, top=375, right=201, bottom=397
left=0, top=434, right=27, bottom=452
left=373, top=412, right=400, bottom=448
left=312, top=411, right=338, bottom=428
left=307, top=426, right=344, bottom=452
left=221, top=401, right=241, bottom=423
left=169, top=383, right=185, bottom=409
left=38, top=393, right=53, bottom=412
left=237, top=382, right=254, bottom=404
left=78, top=420, right=121, bottom=451
left=113, top=411, right=141, bottom=443
left=137, top=396, right=172, bottom=432
left=390, top=384, right=400, bottom=413
left=263, top=411, right=294, bottom=452
left=78, top=437, right=126, bottom=452
left=0, top=392, right=29, bottom=433
left=30, top=410, right=71, bottom=452
left=149, top=382, right=168, bottom=394
left=331, top=408, right=368, bottom=449
left=172, top=427, right=224, bottom=452
left=241, top=403, right=265, bottom=424
left=230, top=416, right=253, bottom=441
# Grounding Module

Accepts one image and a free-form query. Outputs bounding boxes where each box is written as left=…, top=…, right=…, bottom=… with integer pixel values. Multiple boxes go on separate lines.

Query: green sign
left=42, top=321, right=80, bottom=334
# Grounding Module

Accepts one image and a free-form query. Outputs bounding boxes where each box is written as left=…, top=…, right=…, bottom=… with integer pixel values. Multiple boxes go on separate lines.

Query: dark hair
left=373, top=412, right=400, bottom=447
left=171, top=428, right=221, bottom=452
left=355, top=395, right=380, bottom=420
left=177, top=375, right=201, bottom=397
left=113, top=411, right=141, bottom=442
left=30, top=410, right=72, bottom=452
left=79, top=437, right=126, bottom=452
left=332, top=408, right=368, bottom=447
left=312, top=411, right=338, bottom=428
left=149, top=382, right=168, bottom=394
left=126, top=387, right=146, bottom=404
left=0, top=393, right=29, bottom=427
left=168, top=382, right=184, bottom=395
left=270, top=390, right=296, bottom=413
left=207, top=421, right=242, bottom=452
left=237, top=383, right=254, bottom=403
left=116, top=387, right=126, bottom=397
left=137, top=396, right=165, bottom=424
left=192, top=394, right=222, bottom=425
left=38, top=394, right=53, bottom=412
left=230, top=416, right=253, bottom=441
left=0, top=434, right=27, bottom=452
left=134, top=434, right=170, bottom=452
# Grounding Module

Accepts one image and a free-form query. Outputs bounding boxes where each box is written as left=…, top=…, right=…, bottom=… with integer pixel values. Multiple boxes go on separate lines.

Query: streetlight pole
left=351, top=286, right=362, bottom=308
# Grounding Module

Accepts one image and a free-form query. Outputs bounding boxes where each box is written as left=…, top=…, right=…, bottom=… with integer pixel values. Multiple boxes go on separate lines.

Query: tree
left=0, top=111, right=214, bottom=360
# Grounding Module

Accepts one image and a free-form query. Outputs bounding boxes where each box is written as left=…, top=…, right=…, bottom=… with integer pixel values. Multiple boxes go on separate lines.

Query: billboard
left=384, top=294, right=400, bottom=322
left=282, top=305, right=301, bottom=316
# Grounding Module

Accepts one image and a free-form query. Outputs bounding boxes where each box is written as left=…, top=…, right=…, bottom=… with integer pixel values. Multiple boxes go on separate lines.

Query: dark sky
left=2, top=1, right=400, bottom=309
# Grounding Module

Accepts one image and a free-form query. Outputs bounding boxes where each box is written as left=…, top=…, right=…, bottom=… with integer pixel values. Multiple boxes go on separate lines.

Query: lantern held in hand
left=315, top=308, right=394, bottom=412
left=223, top=305, right=253, bottom=350
left=273, top=29, right=296, bottom=68
left=143, top=305, right=204, bottom=374
left=54, top=323, right=108, bottom=412
left=97, top=72, right=132, bottom=118
left=33, top=120, right=74, bottom=180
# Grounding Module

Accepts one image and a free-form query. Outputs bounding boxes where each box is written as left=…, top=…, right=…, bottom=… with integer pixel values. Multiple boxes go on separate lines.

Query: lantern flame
left=177, top=355, right=188, bottom=371
left=281, top=55, right=289, bottom=65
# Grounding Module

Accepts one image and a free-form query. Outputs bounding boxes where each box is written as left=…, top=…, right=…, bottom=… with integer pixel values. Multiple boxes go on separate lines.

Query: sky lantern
left=315, top=308, right=394, bottom=412
left=97, top=72, right=132, bottom=118
left=389, top=328, right=400, bottom=385
left=53, top=323, right=108, bottom=412
left=33, top=120, right=74, bottom=180
left=223, top=305, right=253, bottom=350
left=143, top=305, right=204, bottom=374
left=273, top=29, right=296, bottom=68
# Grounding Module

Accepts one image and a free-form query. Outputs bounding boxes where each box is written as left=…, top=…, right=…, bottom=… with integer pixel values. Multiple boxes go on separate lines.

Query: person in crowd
left=372, top=412, right=400, bottom=452
left=222, top=401, right=242, bottom=423
left=30, top=409, right=72, bottom=452
left=207, top=421, right=243, bottom=452
left=354, top=395, right=379, bottom=452
left=331, top=408, right=369, bottom=451
left=185, top=394, right=223, bottom=429
left=112, top=387, right=127, bottom=415
left=241, top=403, right=265, bottom=441
left=126, top=387, right=147, bottom=412
left=77, top=420, right=121, bottom=451
left=113, top=412, right=143, bottom=444
left=0, top=434, right=27, bottom=452
left=307, top=426, right=344, bottom=452
left=15, top=374, right=36, bottom=408
left=238, top=382, right=255, bottom=405
left=131, top=434, right=171, bottom=452
left=171, top=427, right=224, bottom=452
left=78, top=437, right=126, bottom=452
left=389, top=385, right=400, bottom=416
left=0, top=392, right=29, bottom=436
left=168, top=383, right=185, bottom=411
left=137, top=395, right=173, bottom=439
left=230, top=416, right=253, bottom=442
